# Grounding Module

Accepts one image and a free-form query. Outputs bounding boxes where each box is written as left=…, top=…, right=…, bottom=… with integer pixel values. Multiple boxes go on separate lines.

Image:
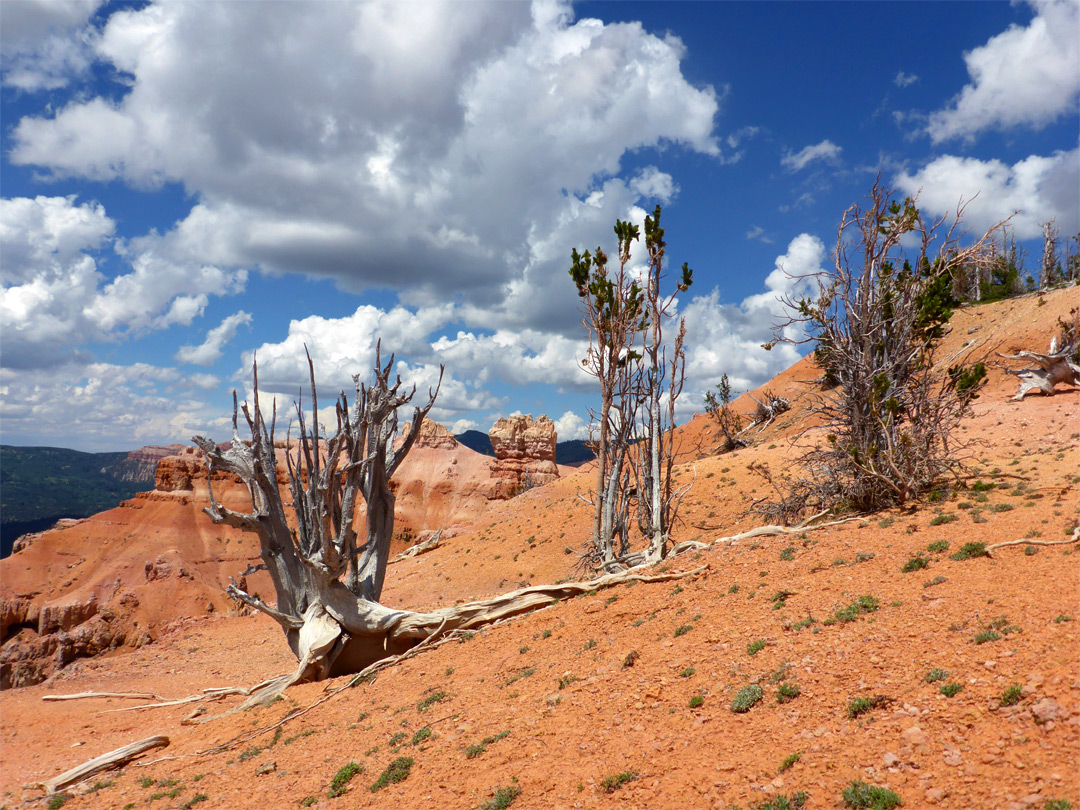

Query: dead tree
left=999, top=310, right=1080, bottom=400
left=765, top=179, right=1007, bottom=515
left=192, top=345, right=445, bottom=688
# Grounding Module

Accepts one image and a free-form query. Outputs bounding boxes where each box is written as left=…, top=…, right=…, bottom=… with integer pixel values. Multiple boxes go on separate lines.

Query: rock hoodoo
left=486, top=415, right=559, bottom=497
left=409, top=418, right=459, bottom=450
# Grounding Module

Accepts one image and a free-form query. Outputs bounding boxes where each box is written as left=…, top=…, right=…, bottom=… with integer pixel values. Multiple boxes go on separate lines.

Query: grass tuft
left=842, top=780, right=902, bottom=809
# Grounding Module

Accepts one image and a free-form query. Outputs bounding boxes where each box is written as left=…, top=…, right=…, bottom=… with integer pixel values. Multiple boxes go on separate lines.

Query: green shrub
left=929, top=514, right=957, bottom=526
left=901, top=555, right=929, bottom=573
left=747, top=639, right=767, bottom=656
left=674, top=624, right=693, bottom=637
left=922, top=576, right=946, bottom=588
left=47, top=796, right=71, bottom=810
left=557, top=674, right=579, bottom=690
left=182, top=796, right=209, bottom=810
left=825, top=595, right=879, bottom=625
left=370, top=757, right=413, bottom=792
left=1042, top=800, right=1072, bottom=810
left=778, top=751, right=802, bottom=773
left=926, top=540, right=949, bottom=553
left=847, top=696, right=888, bottom=719
left=600, top=771, right=637, bottom=793
left=940, top=683, right=962, bottom=697
left=732, top=684, right=764, bottom=713
left=1000, top=684, right=1023, bottom=707
left=950, top=542, right=988, bottom=560
left=417, top=690, right=448, bottom=712
left=411, top=727, right=432, bottom=745
left=924, top=668, right=949, bottom=683
left=679, top=667, right=695, bottom=678
left=688, top=694, right=704, bottom=708
left=754, top=793, right=809, bottom=810
left=779, top=546, right=796, bottom=561
left=328, top=762, right=363, bottom=798
left=842, top=780, right=902, bottom=809
left=776, top=682, right=801, bottom=703
left=477, top=784, right=522, bottom=810
left=465, top=730, right=510, bottom=759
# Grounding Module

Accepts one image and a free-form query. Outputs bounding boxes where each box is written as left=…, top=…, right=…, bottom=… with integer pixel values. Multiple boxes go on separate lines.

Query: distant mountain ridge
left=454, top=431, right=594, bottom=466
left=0, top=445, right=180, bottom=558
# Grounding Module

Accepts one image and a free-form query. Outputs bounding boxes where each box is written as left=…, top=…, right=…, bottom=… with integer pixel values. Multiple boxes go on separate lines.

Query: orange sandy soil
left=1, top=289, right=1079, bottom=810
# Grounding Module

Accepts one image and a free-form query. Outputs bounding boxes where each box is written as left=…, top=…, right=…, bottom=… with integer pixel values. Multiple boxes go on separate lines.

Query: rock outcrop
left=486, top=415, right=559, bottom=498
left=103, top=444, right=186, bottom=485
left=411, top=418, right=459, bottom=450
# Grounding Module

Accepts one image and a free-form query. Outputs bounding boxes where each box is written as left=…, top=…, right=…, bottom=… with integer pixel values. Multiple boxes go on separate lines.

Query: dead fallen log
left=36, top=735, right=169, bottom=794
left=998, top=313, right=1080, bottom=400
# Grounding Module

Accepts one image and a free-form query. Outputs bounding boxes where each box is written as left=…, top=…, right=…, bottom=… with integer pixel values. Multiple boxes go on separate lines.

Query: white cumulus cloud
left=175, top=311, right=253, bottom=366
left=928, top=0, right=1080, bottom=142
left=895, top=147, right=1080, bottom=239
left=781, top=140, right=843, bottom=172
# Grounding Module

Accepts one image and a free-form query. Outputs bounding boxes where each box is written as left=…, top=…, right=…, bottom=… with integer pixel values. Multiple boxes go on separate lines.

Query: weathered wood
left=999, top=313, right=1080, bottom=400
left=42, top=691, right=164, bottom=702
left=986, top=527, right=1080, bottom=557
left=38, top=735, right=169, bottom=794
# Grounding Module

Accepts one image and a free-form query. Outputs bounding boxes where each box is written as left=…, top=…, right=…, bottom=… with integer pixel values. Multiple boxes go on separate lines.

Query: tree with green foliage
left=764, top=179, right=1005, bottom=514
left=704, top=374, right=745, bottom=452
left=570, top=205, right=692, bottom=570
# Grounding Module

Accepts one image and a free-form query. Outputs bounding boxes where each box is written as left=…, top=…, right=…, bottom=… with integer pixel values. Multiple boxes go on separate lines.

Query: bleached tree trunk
left=999, top=312, right=1080, bottom=400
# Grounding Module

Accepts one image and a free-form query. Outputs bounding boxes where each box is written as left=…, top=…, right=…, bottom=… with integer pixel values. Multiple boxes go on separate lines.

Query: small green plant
left=824, top=595, right=879, bottom=625
left=417, top=690, right=448, bottom=712
left=747, top=639, right=767, bottom=656
left=1024, top=544, right=1039, bottom=555
left=388, top=732, right=407, bottom=748
left=847, top=695, right=888, bottom=719
left=732, top=684, right=764, bottom=713
left=477, top=784, right=523, bottom=810
left=778, top=751, right=802, bottom=773
left=925, top=668, right=949, bottom=683
left=328, top=761, right=363, bottom=798
left=728, top=584, right=740, bottom=594
left=181, top=796, right=209, bottom=810
left=47, top=796, right=71, bottom=810
left=974, top=615, right=1021, bottom=644
left=754, top=793, right=809, bottom=810
left=779, top=546, right=796, bottom=561
left=790, top=616, right=815, bottom=632
left=940, top=683, right=963, bottom=697
left=284, top=729, right=317, bottom=745
left=922, top=576, right=946, bottom=588
left=87, top=781, right=114, bottom=793
left=1000, top=684, right=1023, bottom=707
left=679, top=667, right=696, bottom=678
left=688, top=694, right=704, bottom=708
left=950, top=542, right=988, bottom=560
left=842, top=780, right=902, bottom=809
left=901, top=555, right=929, bottom=573
left=854, top=551, right=876, bottom=564
left=557, top=674, right=579, bottom=689
left=411, top=727, right=432, bottom=745
left=929, top=513, right=957, bottom=525
left=465, top=730, right=511, bottom=759
left=139, top=778, right=155, bottom=789
left=1055, top=614, right=1073, bottom=623
left=370, top=757, right=413, bottom=792
left=299, top=798, right=317, bottom=808
left=971, top=480, right=995, bottom=491
left=238, top=745, right=264, bottom=762
left=674, top=624, right=693, bottom=637
left=776, top=681, right=801, bottom=703
left=991, top=503, right=1014, bottom=512
left=1042, top=800, right=1072, bottom=810
left=926, top=540, right=949, bottom=553
left=600, top=771, right=637, bottom=793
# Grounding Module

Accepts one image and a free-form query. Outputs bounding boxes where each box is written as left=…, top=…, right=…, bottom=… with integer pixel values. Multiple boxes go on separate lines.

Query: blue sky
left=2, top=0, right=1077, bottom=452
